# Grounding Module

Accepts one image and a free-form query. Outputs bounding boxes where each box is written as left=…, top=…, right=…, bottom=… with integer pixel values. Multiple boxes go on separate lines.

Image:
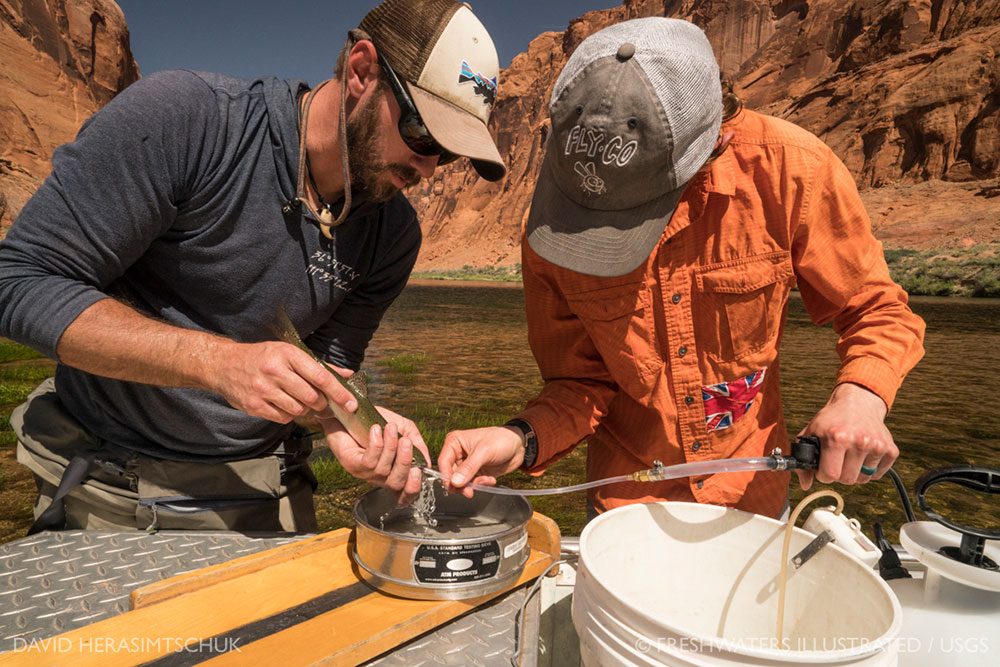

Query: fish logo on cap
left=458, top=60, right=497, bottom=106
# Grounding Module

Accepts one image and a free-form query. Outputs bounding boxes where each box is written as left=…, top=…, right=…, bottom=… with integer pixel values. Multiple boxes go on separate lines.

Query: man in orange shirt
left=438, top=18, right=925, bottom=519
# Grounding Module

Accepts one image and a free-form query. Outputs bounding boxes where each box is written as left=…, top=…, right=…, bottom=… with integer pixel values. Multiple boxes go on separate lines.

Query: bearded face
left=345, top=85, right=422, bottom=202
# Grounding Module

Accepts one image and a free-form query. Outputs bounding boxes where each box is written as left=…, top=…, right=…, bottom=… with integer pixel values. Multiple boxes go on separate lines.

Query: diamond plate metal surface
left=0, top=530, right=305, bottom=649
left=363, top=585, right=539, bottom=667
left=1, top=530, right=545, bottom=664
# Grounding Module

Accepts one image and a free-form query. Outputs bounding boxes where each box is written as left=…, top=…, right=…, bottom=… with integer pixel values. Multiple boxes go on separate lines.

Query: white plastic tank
left=887, top=521, right=1000, bottom=666
left=572, top=502, right=902, bottom=666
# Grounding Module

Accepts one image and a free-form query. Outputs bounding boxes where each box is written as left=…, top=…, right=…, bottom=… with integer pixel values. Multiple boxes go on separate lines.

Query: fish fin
left=272, top=307, right=341, bottom=375
left=271, top=308, right=310, bottom=353
left=347, top=371, right=369, bottom=398
left=273, top=309, right=373, bottom=413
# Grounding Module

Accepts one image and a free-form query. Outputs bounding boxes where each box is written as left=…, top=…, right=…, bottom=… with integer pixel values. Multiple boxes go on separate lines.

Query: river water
left=365, top=282, right=1000, bottom=538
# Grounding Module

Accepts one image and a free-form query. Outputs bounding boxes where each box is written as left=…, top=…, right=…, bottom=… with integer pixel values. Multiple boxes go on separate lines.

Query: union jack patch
left=702, top=368, right=767, bottom=432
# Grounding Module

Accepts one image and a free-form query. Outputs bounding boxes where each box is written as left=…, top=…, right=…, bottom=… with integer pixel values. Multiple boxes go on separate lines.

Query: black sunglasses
left=376, top=51, right=458, bottom=165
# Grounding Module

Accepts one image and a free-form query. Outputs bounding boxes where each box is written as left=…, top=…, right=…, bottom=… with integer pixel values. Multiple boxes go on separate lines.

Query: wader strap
left=275, top=427, right=318, bottom=492
left=27, top=449, right=99, bottom=535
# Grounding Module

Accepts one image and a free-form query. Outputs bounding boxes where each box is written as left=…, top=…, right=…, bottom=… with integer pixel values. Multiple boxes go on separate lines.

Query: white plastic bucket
left=572, top=502, right=902, bottom=666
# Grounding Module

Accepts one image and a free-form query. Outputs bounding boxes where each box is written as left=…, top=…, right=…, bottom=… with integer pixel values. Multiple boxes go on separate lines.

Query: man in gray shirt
left=0, top=0, right=505, bottom=532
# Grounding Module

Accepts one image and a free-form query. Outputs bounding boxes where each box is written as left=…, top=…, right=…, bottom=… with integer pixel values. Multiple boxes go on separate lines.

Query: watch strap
left=504, top=418, right=538, bottom=469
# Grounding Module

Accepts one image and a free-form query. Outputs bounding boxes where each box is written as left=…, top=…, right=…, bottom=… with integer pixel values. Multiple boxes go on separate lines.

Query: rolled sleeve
left=515, top=240, right=617, bottom=472
left=794, top=149, right=926, bottom=410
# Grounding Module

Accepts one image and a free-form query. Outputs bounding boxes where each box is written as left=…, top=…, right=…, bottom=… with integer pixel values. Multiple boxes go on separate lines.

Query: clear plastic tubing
left=420, top=456, right=776, bottom=496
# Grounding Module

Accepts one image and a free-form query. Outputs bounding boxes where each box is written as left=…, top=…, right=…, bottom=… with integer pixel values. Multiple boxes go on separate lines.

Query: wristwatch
left=504, top=418, right=538, bottom=469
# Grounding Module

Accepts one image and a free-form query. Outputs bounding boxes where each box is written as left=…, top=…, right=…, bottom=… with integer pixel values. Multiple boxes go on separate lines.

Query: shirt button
left=684, top=395, right=694, bottom=405
left=692, top=441, right=701, bottom=452
left=671, top=293, right=682, bottom=304
left=697, top=480, right=704, bottom=489
left=678, top=346, right=688, bottom=357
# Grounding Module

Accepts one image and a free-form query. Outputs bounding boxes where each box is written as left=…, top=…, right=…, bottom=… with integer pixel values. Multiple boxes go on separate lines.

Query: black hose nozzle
left=782, top=436, right=821, bottom=470
left=769, top=436, right=820, bottom=471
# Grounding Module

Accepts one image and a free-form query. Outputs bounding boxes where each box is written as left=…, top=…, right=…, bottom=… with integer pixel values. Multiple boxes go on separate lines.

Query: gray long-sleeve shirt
left=0, top=70, right=421, bottom=461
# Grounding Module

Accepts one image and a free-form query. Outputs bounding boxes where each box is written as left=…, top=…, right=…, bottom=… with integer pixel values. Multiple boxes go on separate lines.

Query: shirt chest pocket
left=564, top=283, right=663, bottom=401
left=694, top=252, right=794, bottom=362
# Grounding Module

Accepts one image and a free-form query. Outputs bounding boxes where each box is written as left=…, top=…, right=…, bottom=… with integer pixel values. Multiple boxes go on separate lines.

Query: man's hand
left=320, top=405, right=431, bottom=506
left=210, top=341, right=358, bottom=423
left=797, top=383, right=897, bottom=490
left=56, top=300, right=360, bottom=423
left=438, top=426, right=526, bottom=498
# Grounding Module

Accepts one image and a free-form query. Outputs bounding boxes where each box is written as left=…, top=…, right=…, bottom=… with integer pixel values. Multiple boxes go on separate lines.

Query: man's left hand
left=797, top=383, right=897, bottom=490
left=318, top=405, right=430, bottom=506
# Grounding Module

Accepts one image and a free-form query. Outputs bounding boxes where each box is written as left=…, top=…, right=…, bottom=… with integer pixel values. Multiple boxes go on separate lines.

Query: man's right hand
left=56, top=300, right=359, bottom=424
left=210, top=340, right=357, bottom=423
left=438, top=426, right=526, bottom=498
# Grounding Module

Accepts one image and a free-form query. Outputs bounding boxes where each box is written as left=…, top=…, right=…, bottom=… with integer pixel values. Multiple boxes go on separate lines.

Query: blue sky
left=117, top=1, right=618, bottom=86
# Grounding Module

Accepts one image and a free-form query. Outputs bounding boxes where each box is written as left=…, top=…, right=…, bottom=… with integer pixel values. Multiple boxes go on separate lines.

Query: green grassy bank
left=885, top=245, right=1000, bottom=297
left=0, top=340, right=51, bottom=542
left=410, top=264, right=523, bottom=282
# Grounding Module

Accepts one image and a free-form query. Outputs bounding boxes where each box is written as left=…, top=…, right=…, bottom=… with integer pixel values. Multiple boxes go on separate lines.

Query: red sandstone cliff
left=407, top=0, right=1000, bottom=269
left=3, top=1, right=999, bottom=262
left=0, top=0, right=138, bottom=231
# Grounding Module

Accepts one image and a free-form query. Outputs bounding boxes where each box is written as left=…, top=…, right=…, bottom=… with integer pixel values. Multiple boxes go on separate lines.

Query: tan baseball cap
left=526, top=18, right=722, bottom=276
left=360, top=0, right=506, bottom=181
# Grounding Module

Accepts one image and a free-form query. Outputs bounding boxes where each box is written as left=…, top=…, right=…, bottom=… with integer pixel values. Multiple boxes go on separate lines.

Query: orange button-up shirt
left=517, top=109, right=926, bottom=518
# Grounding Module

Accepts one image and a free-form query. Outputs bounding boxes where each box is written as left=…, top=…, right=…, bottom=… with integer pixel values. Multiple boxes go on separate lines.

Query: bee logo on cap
left=458, top=60, right=497, bottom=106
left=574, top=161, right=606, bottom=195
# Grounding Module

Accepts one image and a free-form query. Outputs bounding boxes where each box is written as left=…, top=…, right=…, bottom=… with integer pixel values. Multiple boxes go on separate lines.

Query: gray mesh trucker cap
left=526, top=18, right=722, bottom=277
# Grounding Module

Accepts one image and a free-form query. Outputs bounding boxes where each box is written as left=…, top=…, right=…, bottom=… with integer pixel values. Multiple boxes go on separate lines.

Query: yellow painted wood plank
left=0, top=535, right=363, bottom=666
left=130, top=530, right=352, bottom=610
left=331, top=549, right=556, bottom=666
left=527, top=512, right=561, bottom=561
left=0, top=514, right=560, bottom=667
left=201, top=547, right=556, bottom=667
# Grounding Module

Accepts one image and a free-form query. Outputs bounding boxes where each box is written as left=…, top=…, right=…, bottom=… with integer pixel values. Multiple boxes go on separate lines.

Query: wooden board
left=0, top=513, right=560, bottom=666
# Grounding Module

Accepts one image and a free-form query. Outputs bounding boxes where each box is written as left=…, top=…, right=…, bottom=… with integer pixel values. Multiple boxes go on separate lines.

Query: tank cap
left=914, top=465, right=1000, bottom=570
left=617, top=43, right=636, bottom=61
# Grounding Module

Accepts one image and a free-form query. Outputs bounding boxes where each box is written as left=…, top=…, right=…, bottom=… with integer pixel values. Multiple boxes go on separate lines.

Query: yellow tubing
left=776, top=489, right=845, bottom=645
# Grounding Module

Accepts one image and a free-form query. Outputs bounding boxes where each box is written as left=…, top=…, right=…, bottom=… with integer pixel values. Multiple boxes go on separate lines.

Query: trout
left=272, top=308, right=429, bottom=468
